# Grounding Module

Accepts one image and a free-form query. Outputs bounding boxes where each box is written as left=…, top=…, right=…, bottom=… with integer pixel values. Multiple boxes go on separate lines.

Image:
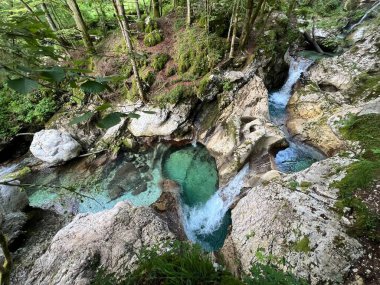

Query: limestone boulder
left=30, top=129, right=81, bottom=164
left=26, top=201, right=175, bottom=285
left=128, top=103, right=193, bottom=137
left=227, top=157, right=363, bottom=284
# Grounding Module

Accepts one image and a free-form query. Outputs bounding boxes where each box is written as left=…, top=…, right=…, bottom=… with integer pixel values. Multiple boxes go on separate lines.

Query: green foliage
left=151, top=53, right=170, bottom=71
left=142, top=70, right=156, bottom=86
left=0, top=87, right=57, bottom=140
left=143, top=30, right=163, bottom=47
left=80, top=80, right=108, bottom=94
left=92, top=241, right=242, bottom=285
left=166, top=66, right=177, bottom=77
left=154, top=85, right=194, bottom=107
left=7, top=78, right=39, bottom=94
left=292, top=236, right=311, bottom=253
left=288, top=180, right=299, bottom=191
left=144, top=19, right=158, bottom=33
left=176, top=27, right=227, bottom=77
left=244, top=263, right=309, bottom=285
left=333, top=114, right=380, bottom=241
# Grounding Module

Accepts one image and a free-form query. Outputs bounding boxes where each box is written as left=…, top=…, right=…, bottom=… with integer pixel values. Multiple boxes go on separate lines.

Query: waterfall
left=269, top=58, right=314, bottom=109
left=348, top=1, right=380, bottom=31
left=183, top=164, right=250, bottom=249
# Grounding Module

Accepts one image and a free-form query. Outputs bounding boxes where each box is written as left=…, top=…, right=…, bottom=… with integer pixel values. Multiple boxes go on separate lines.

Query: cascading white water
left=269, top=58, right=313, bottom=109
left=183, top=164, right=250, bottom=249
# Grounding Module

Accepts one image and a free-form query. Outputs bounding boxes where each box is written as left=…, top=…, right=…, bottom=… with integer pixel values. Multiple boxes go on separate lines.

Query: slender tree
left=66, top=0, right=95, bottom=54
left=152, top=0, right=160, bottom=18
left=240, top=0, right=266, bottom=48
left=229, top=0, right=240, bottom=58
left=186, top=0, right=191, bottom=26
left=112, top=0, right=147, bottom=103
left=134, top=0, right=141, bottom=19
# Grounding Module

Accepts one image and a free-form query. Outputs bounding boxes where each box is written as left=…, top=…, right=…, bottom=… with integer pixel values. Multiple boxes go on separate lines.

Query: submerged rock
left=25, top=201, right=174, bottom=285
left=226, top=157, right=363, bottom=284
left=30, top=129, right=81, bottom=164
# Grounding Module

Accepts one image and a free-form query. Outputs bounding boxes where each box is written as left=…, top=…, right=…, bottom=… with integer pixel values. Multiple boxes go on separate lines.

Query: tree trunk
left=152, top=0, right=160, bottom=18
left=304, top=31, right=324, bottom=54
left=113, top=0, right=147, bottom=103
left=134, top=0, right=141, bottom=19
left=227, top=1, right=237, bottom=42
left=229, top=0, right=240, bottom=58
left=239, top=0, right=254, bottom=48
left=20, top=0, right=43, bottom=23
left=240, top=0, right=266, bottom=48
left=66, top=0, right=95, bottom=54
left=186, top=0, right=191, bottom=27
left=41, top=2, right=59, bottom=31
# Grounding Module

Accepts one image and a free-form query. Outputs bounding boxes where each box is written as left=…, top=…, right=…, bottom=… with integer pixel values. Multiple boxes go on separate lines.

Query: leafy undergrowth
left=0, top=87, right=58, bottom=141
left=92, top=242, right=308, bottom=285
left=334, top=114, right=380, bottom=241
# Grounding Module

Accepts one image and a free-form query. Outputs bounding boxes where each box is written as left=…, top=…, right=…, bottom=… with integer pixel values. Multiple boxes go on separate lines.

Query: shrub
left=0, top=86, right=57, bottom=140
left=154, top=85, right=194, bottom=107
left=142, top=70, right=156, bottom=86
left=144, top=18, right=158, bottom=33
left=143, top=30, right=163, bottom=47
left=166, top=66, right=176, bottom=77
left=151, top=53, right=170, bottom=71
left=92, top=241, right=242, bottom=285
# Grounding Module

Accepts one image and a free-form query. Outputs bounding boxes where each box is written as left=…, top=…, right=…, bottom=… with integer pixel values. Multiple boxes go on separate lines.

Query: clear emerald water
left=19, top=151, right=162, bottom=214
left=162, top=145, right=234, bottom=251
left=269, top=57, right=325, bottom=173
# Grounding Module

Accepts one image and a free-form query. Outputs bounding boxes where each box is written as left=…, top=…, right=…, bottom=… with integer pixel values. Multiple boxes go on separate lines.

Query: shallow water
left=20, top=151, right=162, bottom=214
left=269, top=57, right=325, bottom=173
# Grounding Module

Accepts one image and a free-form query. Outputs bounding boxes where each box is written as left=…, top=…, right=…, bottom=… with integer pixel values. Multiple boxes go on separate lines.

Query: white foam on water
left=183, top=164, right=250, bottom=244
left=269, top=58, right=313, bottom=107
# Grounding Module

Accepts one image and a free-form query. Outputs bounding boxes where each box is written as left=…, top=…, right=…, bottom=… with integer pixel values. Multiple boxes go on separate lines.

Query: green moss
left=293, top=236, right=311, bottom=253
left=175, top=27, right=227, bottom=78
left=300, top=181, right=312, bottom=188
left=333, top=235, right=346, bottom=249
left=333, top=114, right=380, bottom=241
left=151, top=53, right=170, bottom=71
left=288, top=180, right=299, bottom=191
left=2, top=167, right=31, bottom=180
left=154, top=85, right=195, bottom=107
left=143, top=30, right=163, bottom=47
left=348, top=72, right=380, bottom=103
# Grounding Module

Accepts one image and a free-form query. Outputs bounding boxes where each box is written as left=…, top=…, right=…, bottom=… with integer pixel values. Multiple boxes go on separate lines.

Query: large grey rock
left=0, top=182, right=28, bottom=242
left=227, top=157, right=363, bottom=284
left=26, top=201, right=175, bottom=285
left=200, top=75, right=283, bottom=185
left=30, top=129, right=82, bottom=164
left=128, top=103, right=192, bottom=137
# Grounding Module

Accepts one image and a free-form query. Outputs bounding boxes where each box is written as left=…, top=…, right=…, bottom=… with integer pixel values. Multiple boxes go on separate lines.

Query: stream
left=0, top=56, right=326, bottom=253
left=269, top=57, right=325, bottom=173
